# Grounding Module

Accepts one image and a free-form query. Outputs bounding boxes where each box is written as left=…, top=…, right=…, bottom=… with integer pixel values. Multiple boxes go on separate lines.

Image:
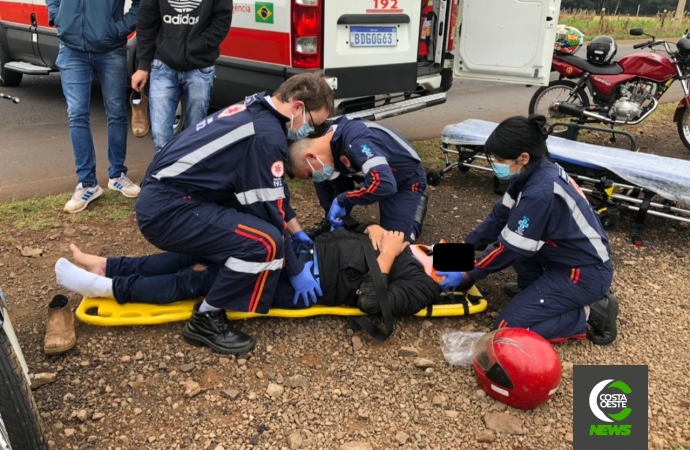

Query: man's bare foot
left=69, top=244, right=106, bottom=276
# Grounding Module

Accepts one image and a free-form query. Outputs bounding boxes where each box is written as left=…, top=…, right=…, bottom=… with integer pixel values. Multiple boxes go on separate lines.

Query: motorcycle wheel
left=528, top=80, right=590, bottom=136
left=0, top=328, right=48, bottom=450
left=675, top=107, right=690, bottom=152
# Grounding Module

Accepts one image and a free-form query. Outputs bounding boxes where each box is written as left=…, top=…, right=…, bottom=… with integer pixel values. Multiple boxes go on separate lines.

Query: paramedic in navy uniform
left=135, top=73, right=334, bottom=355
left=287, top=117, right=429, bottom=243
left=436, top=115, right=620, bottom=346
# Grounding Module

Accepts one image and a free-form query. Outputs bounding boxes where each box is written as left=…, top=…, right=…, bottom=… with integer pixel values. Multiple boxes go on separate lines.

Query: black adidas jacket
left=136, top=0, right=232, bottom=72
left=314, top=223, right=441, bottom=316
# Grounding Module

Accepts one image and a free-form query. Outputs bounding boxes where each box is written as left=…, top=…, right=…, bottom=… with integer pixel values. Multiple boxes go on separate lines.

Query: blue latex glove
left=292, top=230, right=313, bottom=245
left=436, top=271, right=467, bottom=293
left=327, top=198, right=347, bottom=228
left=289, top=261, right=322, bottom=307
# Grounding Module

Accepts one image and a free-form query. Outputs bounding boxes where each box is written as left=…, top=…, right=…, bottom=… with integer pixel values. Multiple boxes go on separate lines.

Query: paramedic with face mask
left=287, top=117, right=429, bottom=243
left=436, top=115, right=619, bottom=346
left=134, top=74, right=334, bottom=355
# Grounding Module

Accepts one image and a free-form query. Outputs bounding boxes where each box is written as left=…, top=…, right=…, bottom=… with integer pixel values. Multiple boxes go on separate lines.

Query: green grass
left=0, top=190, right=136, bottom=232
left=286, top=177, right=313, bottom=195
left=0, top=142, right=448, bottom=233
left=0, top=177, right=323, bottom=233
left=411, top=139, right=446, bottom=168
left=560, top=11, right=688, bottom=41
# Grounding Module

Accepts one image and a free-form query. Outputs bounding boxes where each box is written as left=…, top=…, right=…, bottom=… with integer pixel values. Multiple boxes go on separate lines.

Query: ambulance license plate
left=349, top=26, right=397, bottom=48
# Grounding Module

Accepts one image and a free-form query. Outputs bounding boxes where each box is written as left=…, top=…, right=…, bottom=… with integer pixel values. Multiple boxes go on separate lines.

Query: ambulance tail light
left=292, top=0, right=322, bottom=69
left=446, top=0, right=459, bottom=52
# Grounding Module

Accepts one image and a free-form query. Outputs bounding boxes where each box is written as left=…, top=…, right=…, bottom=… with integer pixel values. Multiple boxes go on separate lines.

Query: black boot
left=504, top=282, right=523, bottom=297
left=182, top=301, right=256, bottom=355
left=587, top=292, right=619, bottom=346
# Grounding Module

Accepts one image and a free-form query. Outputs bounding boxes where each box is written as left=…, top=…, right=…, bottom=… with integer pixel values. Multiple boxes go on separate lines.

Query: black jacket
left=314, top=223, right=441, bottom=316
left=136, top=0, right=232, bottom=72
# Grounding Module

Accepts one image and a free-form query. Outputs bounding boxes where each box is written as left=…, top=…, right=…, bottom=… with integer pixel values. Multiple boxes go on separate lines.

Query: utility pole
left=676, top=0, right=687, bottom=25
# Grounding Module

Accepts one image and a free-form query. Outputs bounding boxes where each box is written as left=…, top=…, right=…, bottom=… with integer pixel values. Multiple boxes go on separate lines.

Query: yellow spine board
left=75, top=285, right=489, bottom=327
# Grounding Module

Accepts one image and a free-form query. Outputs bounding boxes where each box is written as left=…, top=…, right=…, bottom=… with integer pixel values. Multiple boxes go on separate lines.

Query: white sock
left=55, top=258, right=113, bottom=298
left=584, top=305, right=590, bottom=321
left=198, top=300, right=220, bottom=313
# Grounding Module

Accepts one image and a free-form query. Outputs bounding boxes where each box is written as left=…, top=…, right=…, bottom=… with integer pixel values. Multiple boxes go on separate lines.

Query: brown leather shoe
left=44, top=295, right=76, bottom=355
left=130, top=91, right=150, bottom=137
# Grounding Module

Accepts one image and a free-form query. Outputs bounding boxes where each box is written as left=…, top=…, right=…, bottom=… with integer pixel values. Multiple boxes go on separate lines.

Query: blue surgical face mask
left=492, top=159, right=520, bottom=180
left=307, top=156, right=335, bottom=182
left=287, top=109, right=314, bottom=141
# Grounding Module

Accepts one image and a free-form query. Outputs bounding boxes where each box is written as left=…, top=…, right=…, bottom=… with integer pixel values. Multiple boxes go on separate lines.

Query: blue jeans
left=56, top=44, right=128, bottom=187
left=107, top=250, right=311, bottom=308
left=149, top=59, right=215, bottom=152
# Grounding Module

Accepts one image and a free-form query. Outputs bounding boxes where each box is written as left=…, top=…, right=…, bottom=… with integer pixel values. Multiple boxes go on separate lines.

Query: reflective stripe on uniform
left=236, top=187, right=285, bottom=205
left=152, top=123, right=255, bottom=180
left=363, top=122, right=422, bottom=162
left=553, top=183, right=610, bottom=263
left=500, top=227, right=545, bottom=253
left=224, top=257, right=284, bottom=274
left=362, top=156, right=388, bottom=174
left=502, top=193, right=516, bottom=208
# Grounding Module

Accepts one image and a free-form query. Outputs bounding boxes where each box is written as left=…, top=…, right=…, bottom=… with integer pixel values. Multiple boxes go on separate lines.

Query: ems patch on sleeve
left=271, top=161, right=284, bottom=178
left=218, top=104, right=247, bottom=119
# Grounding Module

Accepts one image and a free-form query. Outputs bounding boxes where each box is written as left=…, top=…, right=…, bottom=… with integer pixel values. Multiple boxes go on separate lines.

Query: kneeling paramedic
left=437, top=115, right=619, bottom=345
left=135, top=73, right=334, bottom=355
left=55, top=221, right=442, bottom=343
left=287, top=117, right=429, bottom=243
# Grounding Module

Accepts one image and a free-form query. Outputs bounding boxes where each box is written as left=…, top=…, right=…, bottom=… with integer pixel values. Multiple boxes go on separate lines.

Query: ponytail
left=484, top=114, right=550, bottom=161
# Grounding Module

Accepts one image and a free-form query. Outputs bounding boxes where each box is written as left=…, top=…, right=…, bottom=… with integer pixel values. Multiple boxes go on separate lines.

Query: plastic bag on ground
left=441, top=331, right=486, bottom=367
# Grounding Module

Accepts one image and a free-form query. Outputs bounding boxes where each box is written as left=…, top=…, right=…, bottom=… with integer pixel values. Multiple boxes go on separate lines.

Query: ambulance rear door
left=323, top=0, right=422, bottom=99
left=453, top=0, right=560, bottom=86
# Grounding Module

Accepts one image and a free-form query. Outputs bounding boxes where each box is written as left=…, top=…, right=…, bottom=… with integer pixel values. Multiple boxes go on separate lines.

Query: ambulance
left=0, top=0, right=561, bottom=122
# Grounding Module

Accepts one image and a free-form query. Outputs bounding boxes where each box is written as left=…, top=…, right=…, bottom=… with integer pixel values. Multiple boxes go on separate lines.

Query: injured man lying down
left=55, top=218, right=442, bottom=317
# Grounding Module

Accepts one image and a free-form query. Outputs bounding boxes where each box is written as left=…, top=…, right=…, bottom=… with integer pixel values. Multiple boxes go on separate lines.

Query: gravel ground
left=1, top=108, right=689, bottom=450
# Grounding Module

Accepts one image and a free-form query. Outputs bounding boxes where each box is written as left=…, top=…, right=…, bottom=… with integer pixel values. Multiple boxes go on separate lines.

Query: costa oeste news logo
left=573, top=365, right=648, bottom=450
left=588, top=379, right=632, bottom=436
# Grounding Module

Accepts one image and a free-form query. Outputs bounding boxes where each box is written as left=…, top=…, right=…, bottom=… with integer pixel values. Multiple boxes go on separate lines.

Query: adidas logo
left=169, top=0, right=202, bottom=13
left=163, top=13, right=200, bottom=24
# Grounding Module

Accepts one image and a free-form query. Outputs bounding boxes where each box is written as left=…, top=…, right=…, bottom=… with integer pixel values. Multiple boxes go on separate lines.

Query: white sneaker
left=64, top=183, right=103, bottom=214
left=108, top=173, right=141, bottom=198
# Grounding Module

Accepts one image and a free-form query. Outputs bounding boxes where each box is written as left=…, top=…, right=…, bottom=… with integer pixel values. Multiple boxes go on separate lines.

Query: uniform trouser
left=314, top=170, right=427, bottom=242
left=106, top=251, right=312, bottom=309
left=135, top=181, right=285, bottom=313
left=494, top=257, right=614, bottom=342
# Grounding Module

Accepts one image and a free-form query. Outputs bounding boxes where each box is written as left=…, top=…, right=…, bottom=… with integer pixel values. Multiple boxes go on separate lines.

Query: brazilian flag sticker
left=255, top=2, right=274, bottom=24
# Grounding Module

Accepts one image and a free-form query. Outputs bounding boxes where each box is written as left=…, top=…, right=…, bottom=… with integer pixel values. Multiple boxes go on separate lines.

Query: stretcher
left=74, top=286, right=488, bottom=327
left=428, top=119, right=690, bottom=246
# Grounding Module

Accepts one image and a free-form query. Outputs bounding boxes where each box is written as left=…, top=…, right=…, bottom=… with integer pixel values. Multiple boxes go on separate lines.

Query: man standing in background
left=47, top=0, right=141, bottom=213
left=131, top=0, right=233, bottom=153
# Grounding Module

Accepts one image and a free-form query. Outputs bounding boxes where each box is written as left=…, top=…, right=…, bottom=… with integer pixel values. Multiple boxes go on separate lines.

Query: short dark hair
left=273, top=72, right=335, bottom=115
left=484, top=114, right=550, bottom=161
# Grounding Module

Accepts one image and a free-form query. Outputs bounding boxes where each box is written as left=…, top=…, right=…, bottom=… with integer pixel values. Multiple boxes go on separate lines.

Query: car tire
left=0, top=43, right=23, bottom=87
left=0, top=328, right=48, bottom=449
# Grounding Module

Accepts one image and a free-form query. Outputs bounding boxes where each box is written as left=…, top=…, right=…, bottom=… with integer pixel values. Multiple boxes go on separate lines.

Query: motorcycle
left=528, top=27, right=690, bottom=152
left=0, top=93, right=49, bottom=450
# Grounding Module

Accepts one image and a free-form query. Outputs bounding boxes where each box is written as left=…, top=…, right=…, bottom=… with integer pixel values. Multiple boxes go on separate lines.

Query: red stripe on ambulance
left=0, top=1, right=35, bottom=25
left=220, top=27, right=290, bottom=66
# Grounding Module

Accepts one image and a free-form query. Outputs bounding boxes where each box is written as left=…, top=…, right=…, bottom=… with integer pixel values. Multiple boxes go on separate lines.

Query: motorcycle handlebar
left=0, top=93, right=19, bottom=103
left=633, top=41, right=652, bottom=49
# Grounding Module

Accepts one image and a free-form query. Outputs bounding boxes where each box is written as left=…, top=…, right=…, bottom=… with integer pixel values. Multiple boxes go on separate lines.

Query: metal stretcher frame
left=429, top=122, right=690, bottom=246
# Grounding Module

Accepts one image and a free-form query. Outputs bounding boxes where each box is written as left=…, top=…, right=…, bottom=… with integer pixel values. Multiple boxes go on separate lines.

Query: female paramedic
left=436, top=115, right=619, bottom=346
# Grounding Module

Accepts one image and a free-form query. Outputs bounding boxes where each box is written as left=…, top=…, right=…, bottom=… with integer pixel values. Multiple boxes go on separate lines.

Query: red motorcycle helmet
left=472, top=328, right=562, bottom=410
